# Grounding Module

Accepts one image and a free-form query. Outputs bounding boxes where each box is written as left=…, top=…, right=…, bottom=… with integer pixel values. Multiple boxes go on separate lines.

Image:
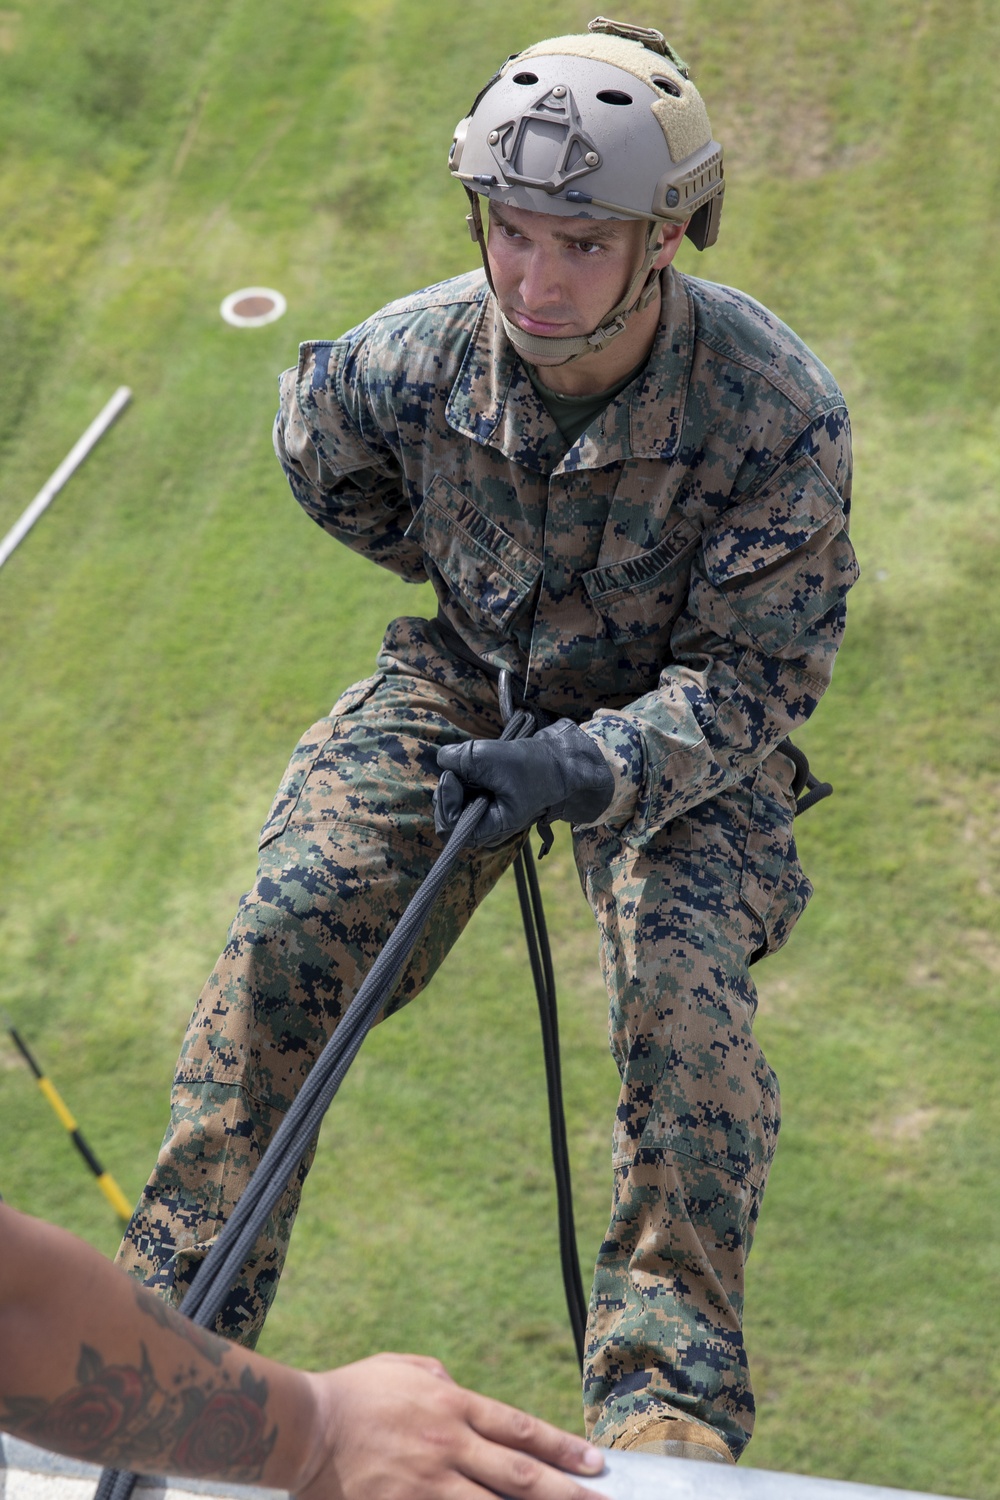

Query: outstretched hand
left=296, top=1353, right=608, bottom=1500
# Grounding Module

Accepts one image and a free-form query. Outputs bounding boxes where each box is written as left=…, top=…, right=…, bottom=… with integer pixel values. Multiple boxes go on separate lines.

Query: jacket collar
left=445, top=269, right=693, bottom=473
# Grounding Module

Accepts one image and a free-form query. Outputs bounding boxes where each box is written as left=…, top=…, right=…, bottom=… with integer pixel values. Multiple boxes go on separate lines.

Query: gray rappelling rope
left=512, top=844, right=588, bottom=1363
left=94, top=670, right=833, bottom=1500
left=94, top=695, right=557, bottom=1500
left=495, top=670, right=587, bottom=1365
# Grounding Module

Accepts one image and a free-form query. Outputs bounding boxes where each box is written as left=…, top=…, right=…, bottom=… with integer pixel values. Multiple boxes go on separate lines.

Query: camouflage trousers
left=116, top=616, right=811, bottom=1461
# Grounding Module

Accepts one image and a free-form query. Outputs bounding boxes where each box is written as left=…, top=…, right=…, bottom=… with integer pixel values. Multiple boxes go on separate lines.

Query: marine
left=117, top=17, right=858, bottom=1467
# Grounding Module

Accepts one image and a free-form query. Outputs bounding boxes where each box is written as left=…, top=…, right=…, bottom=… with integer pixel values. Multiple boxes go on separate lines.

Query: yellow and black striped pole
left=6, top=1021, right=133, bottom=1222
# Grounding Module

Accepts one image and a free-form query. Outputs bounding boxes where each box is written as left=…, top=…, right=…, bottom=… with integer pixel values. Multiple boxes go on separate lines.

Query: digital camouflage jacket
left=274, top=267, right=857, bottom=843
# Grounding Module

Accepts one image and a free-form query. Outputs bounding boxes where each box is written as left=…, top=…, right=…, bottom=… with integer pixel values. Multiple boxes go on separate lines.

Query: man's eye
left=575, top=241, right=602, bottom=254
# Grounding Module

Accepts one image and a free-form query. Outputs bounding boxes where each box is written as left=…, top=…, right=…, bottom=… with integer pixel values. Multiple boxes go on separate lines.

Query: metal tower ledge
left=0, top=1434, right=967, bottom=1500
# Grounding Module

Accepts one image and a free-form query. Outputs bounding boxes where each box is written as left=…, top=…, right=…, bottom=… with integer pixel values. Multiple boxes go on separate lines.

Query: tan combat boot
left=614, top=1414, right=735, bottom=1465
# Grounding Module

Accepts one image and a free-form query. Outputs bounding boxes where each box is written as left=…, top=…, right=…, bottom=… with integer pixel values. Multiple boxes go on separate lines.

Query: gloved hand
left=434, top=719, right=614, bottom=849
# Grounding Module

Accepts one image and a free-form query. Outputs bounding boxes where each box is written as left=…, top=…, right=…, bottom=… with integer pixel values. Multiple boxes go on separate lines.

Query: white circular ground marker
left=220, top=286, right=287, bottom=327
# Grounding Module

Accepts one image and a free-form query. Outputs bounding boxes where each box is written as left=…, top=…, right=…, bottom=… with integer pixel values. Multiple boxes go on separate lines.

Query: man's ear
left=653, top=220, right=689, bottom=270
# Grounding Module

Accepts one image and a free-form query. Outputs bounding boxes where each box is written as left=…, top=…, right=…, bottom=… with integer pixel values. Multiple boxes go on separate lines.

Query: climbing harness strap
left=779, top=737, right=833, bottom=815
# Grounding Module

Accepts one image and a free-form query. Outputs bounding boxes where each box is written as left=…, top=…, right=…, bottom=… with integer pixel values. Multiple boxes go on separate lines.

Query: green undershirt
left=527, top=356, right=649, bottom=447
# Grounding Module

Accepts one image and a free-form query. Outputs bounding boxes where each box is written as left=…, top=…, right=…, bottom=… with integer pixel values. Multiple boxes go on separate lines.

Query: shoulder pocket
left=701, top=453, right=858, bottom=656
left=294, top=339, right=380, bottom=477
left=405, top=473, right=541, bottom=633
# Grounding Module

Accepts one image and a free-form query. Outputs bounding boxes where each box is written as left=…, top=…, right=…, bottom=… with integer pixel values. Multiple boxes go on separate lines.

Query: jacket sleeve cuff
left=577, top=712, right=646, bottom=829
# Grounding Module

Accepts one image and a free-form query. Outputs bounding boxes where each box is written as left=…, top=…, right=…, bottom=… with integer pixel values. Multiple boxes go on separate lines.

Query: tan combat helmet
left=449, top=17, right=724, bottom=364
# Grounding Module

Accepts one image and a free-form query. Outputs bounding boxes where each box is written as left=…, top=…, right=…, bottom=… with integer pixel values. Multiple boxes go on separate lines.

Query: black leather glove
left=434, top=719, right=614, bottom=849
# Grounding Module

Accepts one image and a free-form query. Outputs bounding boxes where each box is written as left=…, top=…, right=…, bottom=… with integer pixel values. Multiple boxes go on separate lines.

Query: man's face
left=485, top=202, right=649, bottom=363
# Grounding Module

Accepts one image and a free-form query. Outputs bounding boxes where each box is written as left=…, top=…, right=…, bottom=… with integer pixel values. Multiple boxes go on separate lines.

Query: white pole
left=0, top=386, right=132, bottom=572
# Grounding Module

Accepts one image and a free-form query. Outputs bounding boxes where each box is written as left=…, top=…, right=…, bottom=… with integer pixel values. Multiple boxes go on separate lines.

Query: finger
left=436, top=741, right=478, bottom=778
left=433, top=770, right=467, bottom=834
left=437, top=740, right=508, bottom=793
left=467, top=803, right=513, bottom=848
left=458, top=1434, right=608, bottom=1500
left=464, top=1394, right=606, bottom=1478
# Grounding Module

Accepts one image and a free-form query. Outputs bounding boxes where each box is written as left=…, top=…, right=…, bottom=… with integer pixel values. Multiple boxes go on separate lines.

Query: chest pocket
left=405, top=473, right=541, bottom=635
left=582, top=518, right=701, bottom=679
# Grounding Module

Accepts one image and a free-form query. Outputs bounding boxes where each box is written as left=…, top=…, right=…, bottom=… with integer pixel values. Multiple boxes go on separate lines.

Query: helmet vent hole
left=512, top=71, right=538, bottom=85
left=596, top=88, right=632, bottom=106
left=653, top=76, right=683, bottom=98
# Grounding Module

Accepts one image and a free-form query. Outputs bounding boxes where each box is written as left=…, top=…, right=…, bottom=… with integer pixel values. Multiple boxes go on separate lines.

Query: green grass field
left=1, top=1, right=998, bottom=1495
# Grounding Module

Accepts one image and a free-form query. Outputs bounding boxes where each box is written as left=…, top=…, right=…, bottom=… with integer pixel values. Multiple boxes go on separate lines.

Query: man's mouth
left=510, top=308, right=571, bottom=336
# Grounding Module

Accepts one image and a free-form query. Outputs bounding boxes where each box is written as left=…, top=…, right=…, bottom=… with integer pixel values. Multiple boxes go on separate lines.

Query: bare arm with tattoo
left=0, top=1205, right=607, bottom=1500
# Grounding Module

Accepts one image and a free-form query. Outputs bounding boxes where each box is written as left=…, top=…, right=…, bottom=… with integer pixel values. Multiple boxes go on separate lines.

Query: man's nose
left=518, top=248, right=563, bottom=311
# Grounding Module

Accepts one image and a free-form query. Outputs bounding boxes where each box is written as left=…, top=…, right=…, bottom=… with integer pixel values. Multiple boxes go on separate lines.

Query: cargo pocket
left=740, top=766, right=810, bottom=957
left=257, top=673, right=385, bottom=849
left=405, top=473, right=541, bottom=636
left=582, top=519, right=700, bottom=679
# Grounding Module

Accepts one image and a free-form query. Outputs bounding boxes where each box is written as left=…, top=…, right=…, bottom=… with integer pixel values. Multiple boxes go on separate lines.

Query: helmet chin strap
left=466, top=191, right=663, bottom=366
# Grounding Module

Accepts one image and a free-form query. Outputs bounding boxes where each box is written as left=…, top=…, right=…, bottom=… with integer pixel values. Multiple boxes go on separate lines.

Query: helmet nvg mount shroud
left=449, top=17, right=725, bottom=364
